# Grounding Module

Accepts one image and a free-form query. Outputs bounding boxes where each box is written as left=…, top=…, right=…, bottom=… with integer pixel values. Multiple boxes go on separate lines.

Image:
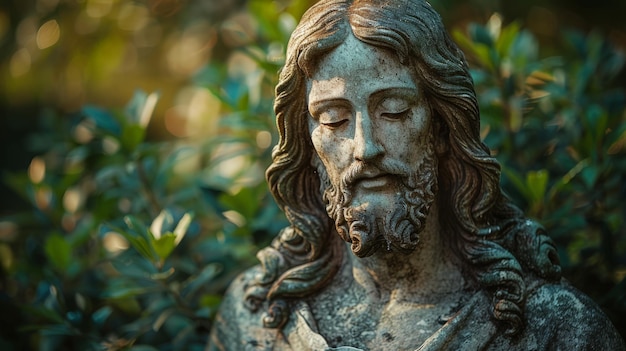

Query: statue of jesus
left=208, top=0, right=625, bottom=349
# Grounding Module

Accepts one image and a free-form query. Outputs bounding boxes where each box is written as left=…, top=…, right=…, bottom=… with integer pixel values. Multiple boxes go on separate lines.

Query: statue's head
left=257, top=0, right=560, bottom=334
left=267, top=0, right=500, bottom=261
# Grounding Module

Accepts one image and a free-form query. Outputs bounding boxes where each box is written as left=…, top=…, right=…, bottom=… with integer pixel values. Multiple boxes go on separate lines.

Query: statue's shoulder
left=208, top=266, right=285, bottom=351
left=522, top=279, right=625, bottom=350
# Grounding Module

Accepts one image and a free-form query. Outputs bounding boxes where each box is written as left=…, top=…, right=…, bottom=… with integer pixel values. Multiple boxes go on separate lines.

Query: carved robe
left=208, top=265, right=625, bottom=351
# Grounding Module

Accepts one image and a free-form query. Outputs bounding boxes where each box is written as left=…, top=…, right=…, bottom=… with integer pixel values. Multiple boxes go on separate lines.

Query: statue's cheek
left=311, top=128, right=353, bottom=181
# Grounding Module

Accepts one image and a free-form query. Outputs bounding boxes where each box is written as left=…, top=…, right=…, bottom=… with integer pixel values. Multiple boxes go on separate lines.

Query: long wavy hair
left=245, top=0, right=562, bottom=335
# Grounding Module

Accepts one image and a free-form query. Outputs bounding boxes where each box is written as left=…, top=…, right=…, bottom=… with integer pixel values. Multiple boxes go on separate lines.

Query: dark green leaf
left=44, top=233, right=72, bottom=272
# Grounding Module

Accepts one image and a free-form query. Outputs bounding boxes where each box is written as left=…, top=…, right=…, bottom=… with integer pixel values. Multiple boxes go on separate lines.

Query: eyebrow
left=309, top=87, right=419, bottom=106
left=369, top=87, right=420, bottom=103
left=308, top=98, right=351, bottom=116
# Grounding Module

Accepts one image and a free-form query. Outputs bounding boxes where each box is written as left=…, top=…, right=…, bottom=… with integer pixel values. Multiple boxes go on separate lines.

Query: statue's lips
left=356, top=174, right=392, bottom=189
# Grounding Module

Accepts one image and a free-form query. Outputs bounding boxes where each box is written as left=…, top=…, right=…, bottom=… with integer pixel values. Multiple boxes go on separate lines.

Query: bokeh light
left=103, top=231, right=130, bottom=254
left=28, top=156, right=46, bottom=184
left=36, top=19, right=60, bottom=49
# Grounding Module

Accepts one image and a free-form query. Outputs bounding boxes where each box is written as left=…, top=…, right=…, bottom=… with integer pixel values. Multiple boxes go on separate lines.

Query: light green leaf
left=150, top=210, right=172, bottom=240
left=125, top=90, right=159, bottom=128
left=200, top=294, right=222, bottom=309
left=173, top=212, right=193, bottom=245
left=121, top=124, right=146, bottom=151
left=496, top=21, right=521, bottom=58
left=103, top=285, right=151, bottom=299
left=152, top=233, right=177, bottom=261
left=150, top=267, right=175, bottom=280
left=526, top=170, right=549, bottom=203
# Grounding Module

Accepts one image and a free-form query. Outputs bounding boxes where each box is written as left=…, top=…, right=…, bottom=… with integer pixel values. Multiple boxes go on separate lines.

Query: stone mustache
left=208, top=0, right=626, bottom=350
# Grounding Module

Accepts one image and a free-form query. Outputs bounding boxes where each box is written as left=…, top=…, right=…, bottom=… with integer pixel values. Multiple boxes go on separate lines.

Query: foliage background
left=0, top=0, right=625, bottom=350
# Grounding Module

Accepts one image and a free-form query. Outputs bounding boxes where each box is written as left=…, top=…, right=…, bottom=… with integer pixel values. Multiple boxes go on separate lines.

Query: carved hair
left=247, top=0, right=561, bottom=334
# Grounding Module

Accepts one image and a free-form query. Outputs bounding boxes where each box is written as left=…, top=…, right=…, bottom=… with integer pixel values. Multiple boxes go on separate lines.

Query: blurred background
left=0, top=0, right=625, bottom=350
left=2, top=0, right=626, bottom=212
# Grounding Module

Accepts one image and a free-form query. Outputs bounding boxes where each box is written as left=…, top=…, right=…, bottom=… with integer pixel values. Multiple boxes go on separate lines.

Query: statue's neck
left=345, top=206, right=470, bottom=303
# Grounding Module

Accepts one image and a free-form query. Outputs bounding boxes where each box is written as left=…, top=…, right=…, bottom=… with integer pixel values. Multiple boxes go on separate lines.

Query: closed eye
left=322, top=119, right=348, bottom=129
left=381, top=109, right=410, bottom=120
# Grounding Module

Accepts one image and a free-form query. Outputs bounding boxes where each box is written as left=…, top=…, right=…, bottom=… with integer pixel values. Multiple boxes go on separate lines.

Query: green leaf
left=452, top=28, right=496, bottom=73
left=219, top=186, right=264, bottom=220
left=181, top=264, right=222, bottom=298
left=125, top=90, right=159, bottom=127
left=150, top=267, right=175, bottom=280
left=44, top=233, right=72, bottom=272
left=548, top=159, right=589, bottom=200
left=82, top=105, right=121, bottom=136
left=121, top=123, right=146, bottom=151
left=173, top=212, right=193, bottom=245
left=103, top=279, right=153, bottom=299
left=110, top=253, right=158, bottom=277
left=92, top=306, right=112, bottom=326
left=200, top=294, right=222, bottom=309
left=124, top=215, right=149, bottom=235
left=118, top=230, right=155, bottom=261
left=149, top=210, right=174, bottom=239
left=469, top=23, right=494, bottom=46
left=502, top=167, right=531, bottom=202
left=496, top=21, right=521, bottom=58
left=526, top=169, right=549, bottom=203
left=152, top=308, right=176, bottom=332
left=581, top=166, right=599, bottom=188
left=119, top=216, right=159, bottom=260
left=152, top=233, right=177, bottom=261
left=510, top=30, right=538, bottom=68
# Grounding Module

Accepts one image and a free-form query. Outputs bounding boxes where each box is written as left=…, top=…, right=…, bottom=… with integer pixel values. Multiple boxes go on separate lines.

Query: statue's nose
left=353, top=111, right=383, bottom=162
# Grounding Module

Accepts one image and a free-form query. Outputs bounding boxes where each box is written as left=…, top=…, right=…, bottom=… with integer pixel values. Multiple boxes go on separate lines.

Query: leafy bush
left=0, top=2, right=299, bottom=346
left=454, top=14, right=626, bottom=333
left=1, top=88, right=287, bottom=350
left=1, top=6, right=624, bottom=351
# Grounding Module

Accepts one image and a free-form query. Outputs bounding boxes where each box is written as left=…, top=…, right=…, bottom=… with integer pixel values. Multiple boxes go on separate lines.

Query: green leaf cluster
left=455, top=15, right=626, bottom=331
left=1, top=0, right=315, bottom=348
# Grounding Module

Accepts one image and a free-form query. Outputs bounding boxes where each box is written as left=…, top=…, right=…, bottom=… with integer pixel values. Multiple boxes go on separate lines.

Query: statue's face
left=306, top=34, right=437, bottom=257
left=307, top=34, right=432, bottom=190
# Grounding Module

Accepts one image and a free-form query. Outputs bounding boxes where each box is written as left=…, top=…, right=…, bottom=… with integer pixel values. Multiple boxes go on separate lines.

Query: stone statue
left=208, top=0, right=626, bottom=350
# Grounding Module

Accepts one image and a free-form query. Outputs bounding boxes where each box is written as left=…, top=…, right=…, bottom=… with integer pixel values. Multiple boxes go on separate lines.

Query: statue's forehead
left=307, top=34, right=417, bottom=102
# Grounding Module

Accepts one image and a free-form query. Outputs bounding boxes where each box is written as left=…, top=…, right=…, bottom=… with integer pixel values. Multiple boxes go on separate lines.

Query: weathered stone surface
left=210, top=266, right=624, bottom=350
left=208, top=0, right=626, bottom=349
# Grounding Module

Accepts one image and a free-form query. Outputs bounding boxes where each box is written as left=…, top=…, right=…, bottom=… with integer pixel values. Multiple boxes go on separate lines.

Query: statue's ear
left=433, top=116, right=449, bottom=156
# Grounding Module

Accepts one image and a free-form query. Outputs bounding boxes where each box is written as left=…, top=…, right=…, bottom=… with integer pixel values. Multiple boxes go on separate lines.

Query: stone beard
left=316, top=134, right=438, bottom=257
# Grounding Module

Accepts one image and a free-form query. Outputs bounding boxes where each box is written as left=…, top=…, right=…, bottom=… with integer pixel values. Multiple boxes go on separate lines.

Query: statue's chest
left=309, top=292, right=456, bottom=350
